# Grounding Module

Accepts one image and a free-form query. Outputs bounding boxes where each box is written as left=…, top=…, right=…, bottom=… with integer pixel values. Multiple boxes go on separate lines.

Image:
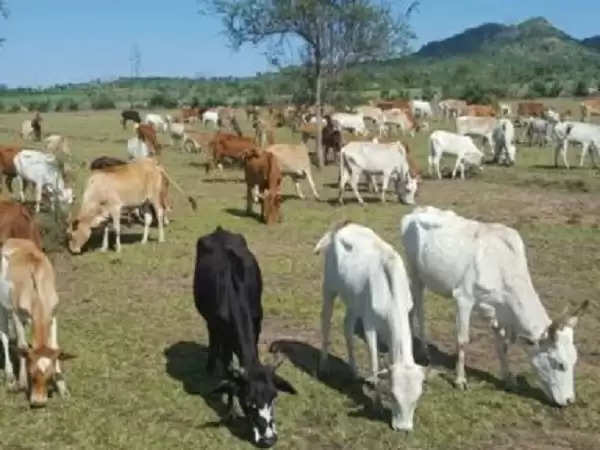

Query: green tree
left=199, top=0, right=418, bottom=167
left=574, top=80, right=588, bottom=97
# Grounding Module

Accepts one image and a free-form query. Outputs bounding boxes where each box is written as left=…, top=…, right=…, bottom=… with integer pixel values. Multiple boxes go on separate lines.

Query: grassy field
left=0, top=105, right=598, bottom=450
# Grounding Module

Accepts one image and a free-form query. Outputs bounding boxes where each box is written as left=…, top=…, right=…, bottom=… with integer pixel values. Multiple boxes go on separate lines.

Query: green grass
left=0, top=104, right=598, bottom=449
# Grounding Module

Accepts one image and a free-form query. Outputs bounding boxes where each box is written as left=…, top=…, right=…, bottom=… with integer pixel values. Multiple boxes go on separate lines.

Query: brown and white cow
left=135, top=123, right=161, bottom=155
left=265, top=144, right=320, bottom=200
left=244, top=149, right=282, bottom=225
left=0, top=200, right=43, bottom=249
left=68, top=158, right=195, bottom=253
left=0, top=238, right=74, bottom=407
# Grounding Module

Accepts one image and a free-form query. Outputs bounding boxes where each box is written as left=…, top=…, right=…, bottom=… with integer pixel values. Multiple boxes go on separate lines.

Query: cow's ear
left=272, top=374, right=297, bottom=395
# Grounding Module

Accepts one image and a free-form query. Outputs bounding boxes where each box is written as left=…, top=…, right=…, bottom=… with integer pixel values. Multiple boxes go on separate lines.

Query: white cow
left=553, top=121, right=600, bottom=169
left=314, top=222, right=426, bottom=431
left=428, top=130, right=484, bottom=180
left=383, top=108, right=417, bottom=137
left=401, top=206, right=587, bottom=406
left=492, top=119, right=517, bottom=165
left=411, top=100, right=433, bottom=119
left=202, top=110, right=220, bottom=128
left=332, top=113, right=367, bottom=136
left=439, top=99, right=467, bottom=120
left=44, top=135, right=71, bottom=154
left=165, top=117, right=186, bottom=147
left=338, top=141, right=417, bottom=205
left=143, top=114, right=168, bottom=133
left=20, top=120, right=34, bottom=140
left=14, top=150, right=73, bottom=213
left=544, top=109, right=561, bottom=124
left=127, top=137, right=150, bottom=160
left=456, top=116, right=498, bottom=153
left=525, top=118, right=553, bottom=147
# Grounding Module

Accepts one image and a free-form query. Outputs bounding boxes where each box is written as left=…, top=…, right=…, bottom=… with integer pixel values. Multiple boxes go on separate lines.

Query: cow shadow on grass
left=202, top=177, right=245, bottom=184
left=76, top=229, right=145, bottom=254
left=163, top=341, right=250, bottom=444
left=268, top=340, right=387, bottom=424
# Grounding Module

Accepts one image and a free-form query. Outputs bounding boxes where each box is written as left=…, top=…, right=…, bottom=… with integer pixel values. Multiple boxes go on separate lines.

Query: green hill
left=582, top=36, right=600, bottom=51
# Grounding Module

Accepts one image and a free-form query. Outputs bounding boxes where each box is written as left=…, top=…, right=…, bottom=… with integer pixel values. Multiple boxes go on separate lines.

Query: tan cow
left=68, top=158, right=196, bottom=253
left=0, top=200, right=43, bottom=249
left=517, top=102, right=544, bottom=118
left=581, top=98, right=600, bottom=122
left=265, top=144, right=320, bottom=200
left=465, top=104, right=496, bottom=117
left=0, top=238, right=74, bottom=407
left=244, top=149, right=282, bottom=225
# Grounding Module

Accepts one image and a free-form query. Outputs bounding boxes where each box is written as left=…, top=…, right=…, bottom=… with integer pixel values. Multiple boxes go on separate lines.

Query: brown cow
left=181, top=107, right=200, bottom=123
left=244, top=149, right=282, bottom=225
left=465, top=104, right=496, bottom=117
left=517, top=102, right=544, bottom=118
left=0, top=146, right=21, bottom=193
left=0, top=238, right=74, bottom=407
left=135, top=123, right=161, bottom=155
left=581, top=98, right=600, bottom=121
left=208, top=131, right=257, bottom=172
left=0, top=200, right=43, bottom=249
left=376, top=100, right=411, bottom=111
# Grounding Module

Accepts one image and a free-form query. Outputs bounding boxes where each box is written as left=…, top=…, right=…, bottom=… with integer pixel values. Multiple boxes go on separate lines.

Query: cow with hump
left=401, top=206, right=588, bottom=406
left=314, top=221, right=426, bottom=431
left=0, top=239, right=75, bottom=407
left=193, top=227, right=296, bottom=448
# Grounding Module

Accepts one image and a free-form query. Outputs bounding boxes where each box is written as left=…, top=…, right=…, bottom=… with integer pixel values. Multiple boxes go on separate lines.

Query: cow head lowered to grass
left=193, top=227, right=296, bottom=447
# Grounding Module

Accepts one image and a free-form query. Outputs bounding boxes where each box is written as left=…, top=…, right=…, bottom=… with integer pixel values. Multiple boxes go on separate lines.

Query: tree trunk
left=314, top=46, right=324, bottom=169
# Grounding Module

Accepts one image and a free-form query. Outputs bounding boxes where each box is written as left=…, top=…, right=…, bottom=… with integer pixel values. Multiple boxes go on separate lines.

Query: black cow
left=193, top=227, right=296, bottom=448
left=121, top=110, right=141, bottom=129
left=322, top=115, right=342, bottom=164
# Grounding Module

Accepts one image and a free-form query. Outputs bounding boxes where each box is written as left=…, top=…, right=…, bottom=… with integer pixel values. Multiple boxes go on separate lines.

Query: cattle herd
left=0, top=95, right=597, bottom=447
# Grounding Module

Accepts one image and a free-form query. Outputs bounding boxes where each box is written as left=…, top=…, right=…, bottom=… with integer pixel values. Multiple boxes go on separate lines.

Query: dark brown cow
left=517, top=102, right=544, bottom=118
left=244, top=149, right=282, bottom=225
left=465, top=104, right=496, bottom=117
left=0, top=146, right=22, bottom=193
left=0, top=200, right=43, bottom=249
left=136, top=124, right=161, bottom=155
left=208, top=132, right=257, bottom=172
left=31, top=112, right=43, bottom=141
left=322, top=116, right=342, bottom=164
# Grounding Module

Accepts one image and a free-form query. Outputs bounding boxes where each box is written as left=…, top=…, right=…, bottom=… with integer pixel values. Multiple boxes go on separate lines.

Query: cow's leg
left=155, top=203, right=165, bottom=243
left=246, top=185, right=253, bottom=215
left=12, top=311, right=28, bottom=391
left=562, top=141, right=570, bottom=169
left=349, top=171, right=364, bottom=205
left=17, top=176, right=25, bottom=203
left=141, top=208, right=152, bottom=244
left=435, top=158, right=442, bottom=180
left=579, top=143, right=590, bottom=167
left=453, top=296, right=474, bottom=390
left=34, top=183, right=42, bottom=213
left=380, top=172, right=392, bottom=203
left=409, top=277, right=429, bottom=364
left=100, top=223, right=110, bottom=252
left=491, top=323, right=513, bottom=388
left=292, top=175, right=305, bottom=200
left=338, top=165, right=349, bottom=205
left=362, top=318, right=379, bottom=383
left=0, top=318, right=16, bottom=390
left=318, top=288, right=336, bottom=376
left=304, top=170, right=320, bottom=200
left=111, top=209, right=122, bottom=253
left=451, top=157, right=461, bottom=179
left=50, top=317, right=69, bottom=398
left=343, top=309, right=359, bottom=378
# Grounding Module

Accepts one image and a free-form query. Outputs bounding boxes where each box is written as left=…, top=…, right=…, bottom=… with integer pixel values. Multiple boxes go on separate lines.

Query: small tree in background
left=199, top=0, right=419, bottom=167
left=574, top=80, right=588, bottom=97
left=0, top=1, right=9, bottom=46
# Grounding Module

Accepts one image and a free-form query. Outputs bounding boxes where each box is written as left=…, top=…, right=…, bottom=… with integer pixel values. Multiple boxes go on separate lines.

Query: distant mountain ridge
left=582, top=36, right=600, bottom=51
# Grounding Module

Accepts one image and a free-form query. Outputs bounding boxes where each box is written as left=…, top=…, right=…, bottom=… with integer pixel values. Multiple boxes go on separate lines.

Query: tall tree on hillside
left=199, top=0, right=418, bottom=167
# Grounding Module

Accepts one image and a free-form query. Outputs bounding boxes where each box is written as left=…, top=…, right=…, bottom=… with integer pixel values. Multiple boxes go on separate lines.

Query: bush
left=529, top=80, right=547, bottom=97
left=55, top=97, right=79, bottom=112
left=26, top=99, right=50, bottom=112
left=9, top=103, right=21, bottom=113
left=461, top=81, right=492, bottom=105
left=547, top=80, right=562, bottom=98
left=574, top=80, right=588, bottom=97
left=148, top=93, right=177, bottom=109
left=91, top=93, right=116, bottom=110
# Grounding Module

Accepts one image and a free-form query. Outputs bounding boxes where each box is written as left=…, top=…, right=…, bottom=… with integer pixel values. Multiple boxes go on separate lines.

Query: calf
left=526, top=118, right=553, bottom=147
left=265, top=144, right=320, bottom=200
left=68, top=158, right=195, bottom=253
left=0, top=239, right=74, bottom=407
left=194, top=227, right=296, bottom=447
left=402, top=206, right=587, bottom=405
left=314, top=222, right=426, bottom=431
left=121, top=110, right=141, bottom=129
left=0, top=200, right=43, bottom=249
left=439, top=99, right=467, bottom=120
left=428, top=130, right=484, bottom=179
left=244, top=149, right=282, bottom=225
left=338, top=141, right=417, bottom=205
left=209, top=132, right=256, bottom=172
left=14, top=150, right=73, bottom=213
left=553, top=121, right=600, bottom=169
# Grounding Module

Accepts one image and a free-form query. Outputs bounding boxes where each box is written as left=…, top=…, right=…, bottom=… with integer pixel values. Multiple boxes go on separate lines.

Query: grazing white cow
left=338, top=141, right=417, bottom=205
left=456, top=116, right=498, bottom=153
left=315, top=222, right=426, bottom=431
left=411, top=100, right=433, bottom=119
left=553, top=121, right=600, bottom=168
left=202, top=110, right=220, bottom=128
left=14, top=150, right=73, bottom=213
left=492, top=119, right=517, bottom=165
left=428, top=130, right=484, bottom=180
left=401, top=206, right=588, bottom=406
left=126, top=137, right=150, bottom=160
left=143, top=114, right=168, bottom=133
left=332, top=113, right=368, bottom=136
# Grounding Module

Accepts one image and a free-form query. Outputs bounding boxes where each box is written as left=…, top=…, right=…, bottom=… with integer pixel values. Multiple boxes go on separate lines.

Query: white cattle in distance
left=428, top=130, right=484, bottom=179
left=553, top=121, right=600, bottom=168
left=331, top=112, right=368, bottom=136
left=401, top=206, right=588, bottom=406
left=314, top=222, right=426, bottom=431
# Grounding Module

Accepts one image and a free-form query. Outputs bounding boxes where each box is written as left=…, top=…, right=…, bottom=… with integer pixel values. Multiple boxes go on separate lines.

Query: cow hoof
left=100, top=247, right=108, bottom=253
left=6, top=376, right=18, bottom=392
left=454, top=378, right=468, bottom=391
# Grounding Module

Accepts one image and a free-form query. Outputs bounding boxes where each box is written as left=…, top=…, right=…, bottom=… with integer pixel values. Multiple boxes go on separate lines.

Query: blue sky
left=0, top=1, right=598, bottom=88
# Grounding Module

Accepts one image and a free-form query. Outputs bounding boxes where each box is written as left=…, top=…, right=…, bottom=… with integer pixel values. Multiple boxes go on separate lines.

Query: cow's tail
left=158, top=167, right=197, bottom=210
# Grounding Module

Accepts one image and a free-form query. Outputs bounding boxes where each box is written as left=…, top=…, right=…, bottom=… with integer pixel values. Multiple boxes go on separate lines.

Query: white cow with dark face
left=338, top=141, right=417, bottom=205
left=553, top=121, right=600, bottom=168
left=401, top=206, right=587, bottom=406
left=315, top=222, right=426, bottom=431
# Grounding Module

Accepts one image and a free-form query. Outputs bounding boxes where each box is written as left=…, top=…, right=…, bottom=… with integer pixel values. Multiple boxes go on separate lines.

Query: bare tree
left=0, top=1, right=9, bottom=46
left=199, top=0, right=418, bottom=167
left=129, top=43, right=142, bottom=78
